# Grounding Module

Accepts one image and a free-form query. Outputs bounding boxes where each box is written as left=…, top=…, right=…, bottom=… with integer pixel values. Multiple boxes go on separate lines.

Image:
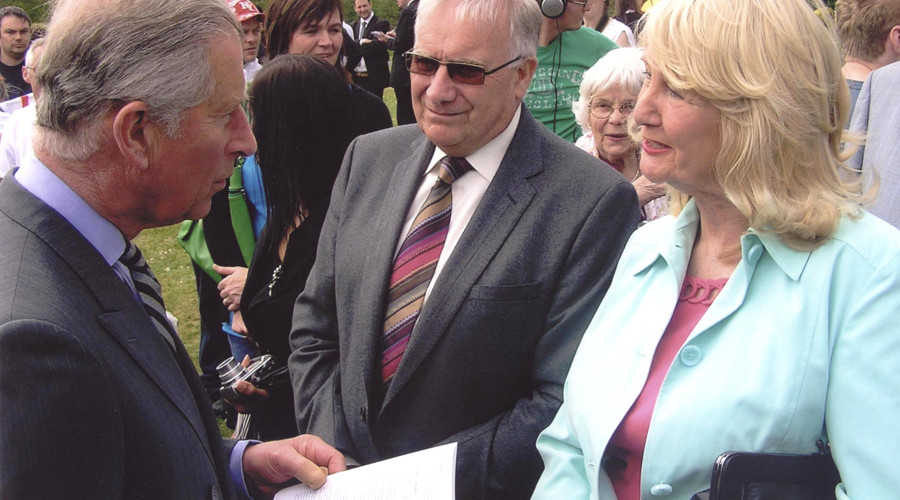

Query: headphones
left=540, top=0, right=567, bottom=18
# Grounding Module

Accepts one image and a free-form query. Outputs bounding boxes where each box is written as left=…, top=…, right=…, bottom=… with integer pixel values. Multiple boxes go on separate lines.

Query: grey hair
left=24, top=38, right=46, bottom=69
left=415, top=0, right=541, bottom=61
left=573, top=47, right=645, bottom=135
left=34, top=0, right=241, bottom=162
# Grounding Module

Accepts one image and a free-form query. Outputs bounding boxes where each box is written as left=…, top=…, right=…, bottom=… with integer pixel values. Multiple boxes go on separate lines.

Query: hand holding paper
left=244, top=435, right=347, bottom=497
left=275, top=442, right=458, bottom=500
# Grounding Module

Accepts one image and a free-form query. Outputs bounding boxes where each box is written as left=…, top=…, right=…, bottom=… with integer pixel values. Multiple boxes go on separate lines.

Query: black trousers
left=353, top=74, right=384, bottom=100
left=394, top=85, right=415, bottom=125
left=192, top=262, right=232, bottom=399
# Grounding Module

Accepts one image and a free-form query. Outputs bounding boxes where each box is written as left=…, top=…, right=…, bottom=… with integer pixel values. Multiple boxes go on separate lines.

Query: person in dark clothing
left=264, top=0, right=392, bottom=130
left=375, top=0, right=418, bottom=125
left=224, top=54, right=354, bottom=441
left=0, top=6, right=32, bottom=99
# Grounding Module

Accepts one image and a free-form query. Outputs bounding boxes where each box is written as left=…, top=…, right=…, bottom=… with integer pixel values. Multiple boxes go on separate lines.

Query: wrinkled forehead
left=416, top=5, right=510, bottom=59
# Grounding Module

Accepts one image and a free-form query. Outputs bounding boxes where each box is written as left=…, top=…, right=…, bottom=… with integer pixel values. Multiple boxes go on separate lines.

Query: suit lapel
left=344, top=134, right=436, bottom=419
left=0, top=177, right=217, bottom=468
left=382, top=109, right=542, bottom=409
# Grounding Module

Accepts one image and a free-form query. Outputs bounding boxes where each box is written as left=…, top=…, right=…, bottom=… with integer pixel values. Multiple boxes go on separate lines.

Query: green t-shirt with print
left=525, top=27, right=618, bottom=142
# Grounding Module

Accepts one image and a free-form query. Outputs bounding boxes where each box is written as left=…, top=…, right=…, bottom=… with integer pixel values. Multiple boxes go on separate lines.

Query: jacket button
left=210, top=485, right=222, bottom=500
left=360, top=407, right=367, bottom=423
left=650, top=482, right=673, bottom=496
left=680, top=345, right=702, bottom=366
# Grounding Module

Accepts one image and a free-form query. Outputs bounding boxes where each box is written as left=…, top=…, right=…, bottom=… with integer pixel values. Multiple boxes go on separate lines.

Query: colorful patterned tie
left=380, top=156, right=472, bottom=387
left=120, top=241, right=177, bottom=351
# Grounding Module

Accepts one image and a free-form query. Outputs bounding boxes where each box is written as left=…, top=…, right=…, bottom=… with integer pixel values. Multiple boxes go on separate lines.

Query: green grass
left=134, top=225, right=203, bottom=368
left=384, top=86, right=398, bottom=126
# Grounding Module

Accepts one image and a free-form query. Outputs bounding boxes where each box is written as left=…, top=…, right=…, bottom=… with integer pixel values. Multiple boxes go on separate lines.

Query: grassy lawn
left=135, top=88, right=399, bottom=434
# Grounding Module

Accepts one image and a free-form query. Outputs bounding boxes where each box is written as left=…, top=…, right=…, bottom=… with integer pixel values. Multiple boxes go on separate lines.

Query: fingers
left=288, top=435, right=347, bottom=488
left=242, top=436, right=345, bottom=491
left=234, top=380, right=269, bottom=399
left=232, top=312, right=248, bottom=335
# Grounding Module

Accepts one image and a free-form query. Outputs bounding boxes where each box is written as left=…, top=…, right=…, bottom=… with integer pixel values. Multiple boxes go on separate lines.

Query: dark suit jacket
left=0, top=176, right=236, bottom=499
left=345, top=15, right=391, bottom=90
left=387, top=0, right=418, bottom=89
left=289, top=107, right=640, bottom=499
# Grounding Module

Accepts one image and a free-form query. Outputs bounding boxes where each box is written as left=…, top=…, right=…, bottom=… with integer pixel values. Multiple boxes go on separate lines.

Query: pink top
left=606, top=275, right=728, bottom=499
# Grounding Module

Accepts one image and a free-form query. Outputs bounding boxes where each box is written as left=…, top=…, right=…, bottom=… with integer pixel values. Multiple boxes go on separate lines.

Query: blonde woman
left=534, top=0, right=900, bottom=498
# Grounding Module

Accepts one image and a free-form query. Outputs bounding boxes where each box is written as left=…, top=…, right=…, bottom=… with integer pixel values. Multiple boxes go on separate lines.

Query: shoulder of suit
left=524, top=114, right=632, bottom=188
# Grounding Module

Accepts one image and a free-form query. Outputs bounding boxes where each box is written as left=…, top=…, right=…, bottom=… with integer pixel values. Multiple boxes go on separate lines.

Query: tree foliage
left=4, top=0, right=50, bottom=23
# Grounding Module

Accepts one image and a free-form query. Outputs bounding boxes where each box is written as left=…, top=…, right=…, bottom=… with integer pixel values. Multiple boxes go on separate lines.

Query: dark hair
left=594, top=0, right=611, bottom=31
left=263, top=0, right=343, bottom=58
left=0, top=6, right=31, bottom=25
left=248, top=54, right=353, bottom=260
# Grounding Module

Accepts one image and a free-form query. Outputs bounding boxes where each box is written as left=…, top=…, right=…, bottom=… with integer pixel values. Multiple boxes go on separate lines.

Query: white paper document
left=274, top=442, right=457, bottom=500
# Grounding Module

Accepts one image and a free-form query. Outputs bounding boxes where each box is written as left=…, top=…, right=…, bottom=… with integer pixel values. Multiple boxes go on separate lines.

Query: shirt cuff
left=230, top=439, right=261, bottom=500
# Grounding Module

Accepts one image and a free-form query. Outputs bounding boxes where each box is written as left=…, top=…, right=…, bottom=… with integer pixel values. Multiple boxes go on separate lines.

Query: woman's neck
left=601, top=152, right=639, bottom=182
left=687, top=195, right=749, bottom=279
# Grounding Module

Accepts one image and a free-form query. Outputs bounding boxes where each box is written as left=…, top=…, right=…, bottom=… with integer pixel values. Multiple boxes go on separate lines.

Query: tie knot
left=437, top=156, right=473, bottom=185
left=120, top=241, right=143, bottom=267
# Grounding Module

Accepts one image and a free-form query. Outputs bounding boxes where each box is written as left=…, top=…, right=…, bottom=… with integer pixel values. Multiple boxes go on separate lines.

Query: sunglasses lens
left=409, top=54, right=440, bottom=75
left=448, top=63, right=485, bottom=85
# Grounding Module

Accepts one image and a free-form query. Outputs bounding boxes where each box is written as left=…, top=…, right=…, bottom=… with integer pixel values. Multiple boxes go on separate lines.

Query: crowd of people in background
left=1, top=0, right=899, bottom=498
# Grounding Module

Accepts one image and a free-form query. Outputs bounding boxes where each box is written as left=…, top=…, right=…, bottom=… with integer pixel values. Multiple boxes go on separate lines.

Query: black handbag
left=692, top=441, right=840, bottom=500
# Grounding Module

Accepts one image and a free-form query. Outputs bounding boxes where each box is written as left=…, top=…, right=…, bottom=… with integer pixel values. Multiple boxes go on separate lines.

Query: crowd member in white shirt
left=229, top=0, right=264, bottom=83
left=0, top=38, right=44, bottom=180
left=584, top=0, right=635, bottom=47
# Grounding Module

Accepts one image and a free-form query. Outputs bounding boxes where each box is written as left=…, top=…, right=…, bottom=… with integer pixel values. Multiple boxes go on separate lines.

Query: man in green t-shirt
left=525, top=0, right=618, bottom=142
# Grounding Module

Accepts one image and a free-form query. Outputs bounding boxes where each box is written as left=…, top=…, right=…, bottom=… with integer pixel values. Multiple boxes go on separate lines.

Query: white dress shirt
left=353, top=14, right=373, bottom=73
left=395, top=106, right=522, bottom=302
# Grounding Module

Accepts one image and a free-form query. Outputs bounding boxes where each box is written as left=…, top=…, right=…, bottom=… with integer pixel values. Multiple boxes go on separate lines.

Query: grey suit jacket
left=0, top=176, right=235, bottom=499
left=848, top=60, right=900, bottom=229
left=289, top=107, right=639, bottom=499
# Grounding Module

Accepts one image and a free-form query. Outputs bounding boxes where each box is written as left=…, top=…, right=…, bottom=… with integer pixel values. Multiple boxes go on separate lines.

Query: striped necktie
left=380, top=156, right=472, bottom=388
left=120, top=241, right=177, bottom=351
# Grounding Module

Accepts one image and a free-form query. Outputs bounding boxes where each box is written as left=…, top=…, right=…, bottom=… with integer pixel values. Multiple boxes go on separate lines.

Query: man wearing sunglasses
left=290, top=0, right=639, bottom=498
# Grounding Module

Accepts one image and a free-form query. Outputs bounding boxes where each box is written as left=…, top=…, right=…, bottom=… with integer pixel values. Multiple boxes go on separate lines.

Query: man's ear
left=112, top=101, right=154, bottom=170
left=514, top=57, right=538, bottom=101
left=889, top=25, right=900, bottom=59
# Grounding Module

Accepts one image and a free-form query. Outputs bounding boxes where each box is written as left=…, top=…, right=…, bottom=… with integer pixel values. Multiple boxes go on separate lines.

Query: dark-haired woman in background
left=225, top=54, right=355, bottom=440
left=583, top=0, right=635, bottom=47
left=264, top=0, right=392, bottom=135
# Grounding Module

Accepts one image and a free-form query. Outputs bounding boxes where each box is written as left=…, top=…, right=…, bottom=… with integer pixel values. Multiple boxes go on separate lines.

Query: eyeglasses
left=403, top=51, right=522, bottom=85
left=589, top=100, right=636, bottom=119
left=570, top=0, right=589, bottom=6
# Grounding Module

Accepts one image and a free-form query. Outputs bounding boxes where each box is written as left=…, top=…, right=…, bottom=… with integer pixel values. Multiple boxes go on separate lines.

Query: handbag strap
left=228, top=157, right=256, bottom=266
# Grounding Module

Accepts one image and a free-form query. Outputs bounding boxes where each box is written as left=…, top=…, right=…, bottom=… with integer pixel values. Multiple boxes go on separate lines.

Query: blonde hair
left=639, top=0, right=865, bottom=250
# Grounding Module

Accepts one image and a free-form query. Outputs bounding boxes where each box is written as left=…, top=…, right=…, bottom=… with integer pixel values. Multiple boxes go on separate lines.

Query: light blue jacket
left=533, top=200, right=900, bottom=499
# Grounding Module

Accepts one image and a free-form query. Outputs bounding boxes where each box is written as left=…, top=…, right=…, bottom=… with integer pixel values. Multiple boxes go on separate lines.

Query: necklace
left=596, top=150, right=641, bottom=182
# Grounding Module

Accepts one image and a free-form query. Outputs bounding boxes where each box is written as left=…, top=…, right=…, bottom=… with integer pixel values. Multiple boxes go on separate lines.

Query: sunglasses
left=403, top=51, right=522, bottom=85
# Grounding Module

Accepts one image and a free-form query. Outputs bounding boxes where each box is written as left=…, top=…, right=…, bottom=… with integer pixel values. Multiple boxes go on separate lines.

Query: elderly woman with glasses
left=533, top=0, right=900, bottom=498
left=573, top=47, right=667, bottom=221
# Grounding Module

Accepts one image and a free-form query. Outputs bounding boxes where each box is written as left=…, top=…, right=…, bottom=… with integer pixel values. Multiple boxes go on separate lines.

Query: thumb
left=212, top=264, right=233, bottom=276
